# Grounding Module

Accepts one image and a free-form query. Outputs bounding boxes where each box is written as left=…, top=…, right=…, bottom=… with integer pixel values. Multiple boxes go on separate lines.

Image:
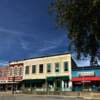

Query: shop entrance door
left=55, top=80, right=61, bottom=91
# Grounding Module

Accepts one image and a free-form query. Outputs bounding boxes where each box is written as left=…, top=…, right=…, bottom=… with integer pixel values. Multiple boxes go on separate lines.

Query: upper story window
left=19, top=67, right=23, bottom=75
left=39, top=64, right=43, bottom=73
left=55, top=62, right=60, bottom=72
left=32, top=65, right=36, bottom=73
left=10, top=68, right=13, bottom=76
left=64, top=61, right=68, bottom=71
left=47, top=63, right=51, bottom=73
left=14, top=67, right=17, bottom=76
left=25, top=66, right=29, bottom=74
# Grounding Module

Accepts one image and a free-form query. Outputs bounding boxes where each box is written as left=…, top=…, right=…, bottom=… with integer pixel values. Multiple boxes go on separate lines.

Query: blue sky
left=0, top=0, right=99, bottom=66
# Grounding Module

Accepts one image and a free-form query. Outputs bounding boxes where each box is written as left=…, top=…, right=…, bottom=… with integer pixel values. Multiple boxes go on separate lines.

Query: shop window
left=55, top=63, right=60, bottom=72
left=32, top=65, right=36, bottom=73
left=39, top=64, right=43, bottom=73
left=25, top=66, right=29, bottom=74
left=47, top=63, right=51, bottom=73
left=64, top=62, right=68, bottom=71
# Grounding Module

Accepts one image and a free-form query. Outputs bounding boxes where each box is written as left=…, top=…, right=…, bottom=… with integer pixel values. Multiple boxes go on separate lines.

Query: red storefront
left=72, top=66, right=100, bottom=91
left=8, top=63, right=24, bottom=90
left=72, top=76, right=100, bottom=82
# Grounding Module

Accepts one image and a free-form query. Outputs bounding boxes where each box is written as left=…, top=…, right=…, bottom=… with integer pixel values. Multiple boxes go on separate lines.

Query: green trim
left=47, top=76, right=69, bottom=81
left=23, top=79, right=45, bottom=83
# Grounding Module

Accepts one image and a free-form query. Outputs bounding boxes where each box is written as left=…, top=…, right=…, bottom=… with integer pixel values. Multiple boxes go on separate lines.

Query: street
left=0, top=95, right=95, bottom=100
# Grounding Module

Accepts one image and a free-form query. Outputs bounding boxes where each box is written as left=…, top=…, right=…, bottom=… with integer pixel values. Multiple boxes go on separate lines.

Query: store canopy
left=23, top=79, right=45, bottom=83
left=47, top=76, right=69, bottom=81
left=72, top=76, right=100, bottom=82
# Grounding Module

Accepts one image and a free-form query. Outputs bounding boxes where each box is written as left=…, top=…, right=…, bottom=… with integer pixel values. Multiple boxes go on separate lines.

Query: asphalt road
left=0, top=95, right=93, bottom=100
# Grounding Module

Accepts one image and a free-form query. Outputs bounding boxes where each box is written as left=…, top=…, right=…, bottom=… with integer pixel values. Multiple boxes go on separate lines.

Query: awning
left=72, top=76, right=100, bottom=82
left=22, top=79, right=45, bottom=83
left=47, top=76, right=69, bottom=81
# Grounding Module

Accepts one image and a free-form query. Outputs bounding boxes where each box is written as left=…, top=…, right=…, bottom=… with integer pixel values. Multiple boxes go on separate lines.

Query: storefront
left=7, top=76, right=23, bottom=91
left=47, top=76, right=71, bottom=91
left=72, top=66, right=100, bottom=91
left=21, top=79, right=46, bottom=91
left=21, top=76, right=72, bottom=92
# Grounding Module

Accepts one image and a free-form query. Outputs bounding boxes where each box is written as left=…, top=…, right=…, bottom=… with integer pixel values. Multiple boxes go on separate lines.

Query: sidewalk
left=0, top=92, right=100, bottom=100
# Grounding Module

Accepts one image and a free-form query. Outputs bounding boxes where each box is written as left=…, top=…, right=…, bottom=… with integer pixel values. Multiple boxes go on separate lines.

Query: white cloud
left=38, top=36, right=65, bottom=52
left=0, top=27, right=23, bottom=35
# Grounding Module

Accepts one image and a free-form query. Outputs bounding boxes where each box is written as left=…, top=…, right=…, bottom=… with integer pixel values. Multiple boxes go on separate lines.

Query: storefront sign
left=8, top=76, right=22, bottom=80
left=78, top=71, right=95, bottom=77
left=0, top=80, right=7, bottom=83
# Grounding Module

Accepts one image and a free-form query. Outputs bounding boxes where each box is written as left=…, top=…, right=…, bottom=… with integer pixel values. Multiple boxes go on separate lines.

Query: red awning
left=72, top=76, right=100, bottom=82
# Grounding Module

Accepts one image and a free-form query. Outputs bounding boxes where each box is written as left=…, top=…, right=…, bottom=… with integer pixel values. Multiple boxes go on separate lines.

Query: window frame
left=47, top=63, right=51, bottom=73
left=64, top=61, right=68, bottom=71
left=55, top=62, right=60, bottom=72
left=32, top=65, right=36, bottom=74
left=39, top=64, right=43, bottom=73
left=25, top=66, right=29, bottom=74
left=19, top=67, right=22, bottom=76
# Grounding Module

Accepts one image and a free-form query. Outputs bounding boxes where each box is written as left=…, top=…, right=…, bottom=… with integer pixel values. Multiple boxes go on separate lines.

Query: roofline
left=9, top=52, right=70, bottom=63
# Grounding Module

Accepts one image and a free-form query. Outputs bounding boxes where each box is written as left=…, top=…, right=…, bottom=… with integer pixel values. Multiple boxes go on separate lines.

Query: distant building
left=0, top=66, right=8, bottom=91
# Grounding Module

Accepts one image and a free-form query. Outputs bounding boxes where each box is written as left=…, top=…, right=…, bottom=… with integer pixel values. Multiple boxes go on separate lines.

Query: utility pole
left=12, top=76, right=15, bottom=94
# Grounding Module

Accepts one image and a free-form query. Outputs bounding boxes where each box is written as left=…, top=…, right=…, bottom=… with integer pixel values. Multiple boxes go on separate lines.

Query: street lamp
left=12, top=67, right=15, bottom=94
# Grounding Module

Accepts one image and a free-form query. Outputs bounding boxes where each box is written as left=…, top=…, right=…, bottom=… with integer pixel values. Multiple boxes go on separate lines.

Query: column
left=53, top=81, right=56, bottom=91
left=61, top=80, right=64, bottom=91
left=68, top=81, right=72, bottom=91
left=64, top=81, right=68, bottom=91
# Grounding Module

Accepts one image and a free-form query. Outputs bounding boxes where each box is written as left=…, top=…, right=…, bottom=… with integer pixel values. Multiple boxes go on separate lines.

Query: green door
left=55, top=80, right=61, bottom=91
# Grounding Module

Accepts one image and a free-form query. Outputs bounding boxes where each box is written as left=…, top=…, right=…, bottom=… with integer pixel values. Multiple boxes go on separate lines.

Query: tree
left=49, top=0, right=100, bottom=66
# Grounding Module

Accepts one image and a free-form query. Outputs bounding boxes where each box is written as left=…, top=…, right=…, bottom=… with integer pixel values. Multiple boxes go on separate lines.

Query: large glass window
left=64, top=62, right=68, bottom=71
left=55, top=63, right=60, bottom=72
left=39, top=64, right=43, bottom=73
left=25, top=66, right=29, bottom=74
left=47, top=63, right=51, bottom=73
left=32, top=65, right=36, bottom=73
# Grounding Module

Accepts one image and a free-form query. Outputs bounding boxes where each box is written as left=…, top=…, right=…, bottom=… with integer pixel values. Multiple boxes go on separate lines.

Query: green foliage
left=49, top=0, right=100, bottom=65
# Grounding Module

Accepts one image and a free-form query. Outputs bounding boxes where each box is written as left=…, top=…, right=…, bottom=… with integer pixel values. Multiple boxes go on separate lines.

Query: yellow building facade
left=9, top=53, right=73, bottom=91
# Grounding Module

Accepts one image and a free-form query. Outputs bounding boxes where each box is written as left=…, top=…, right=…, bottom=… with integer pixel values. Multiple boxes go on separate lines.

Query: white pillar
left=61, top=80, right=64, bottom=91
left=53, top=81, right=55, bottom=91
left=68, top=81, right=72, bottom=91
left=65, top=81, right=68, bottom=88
